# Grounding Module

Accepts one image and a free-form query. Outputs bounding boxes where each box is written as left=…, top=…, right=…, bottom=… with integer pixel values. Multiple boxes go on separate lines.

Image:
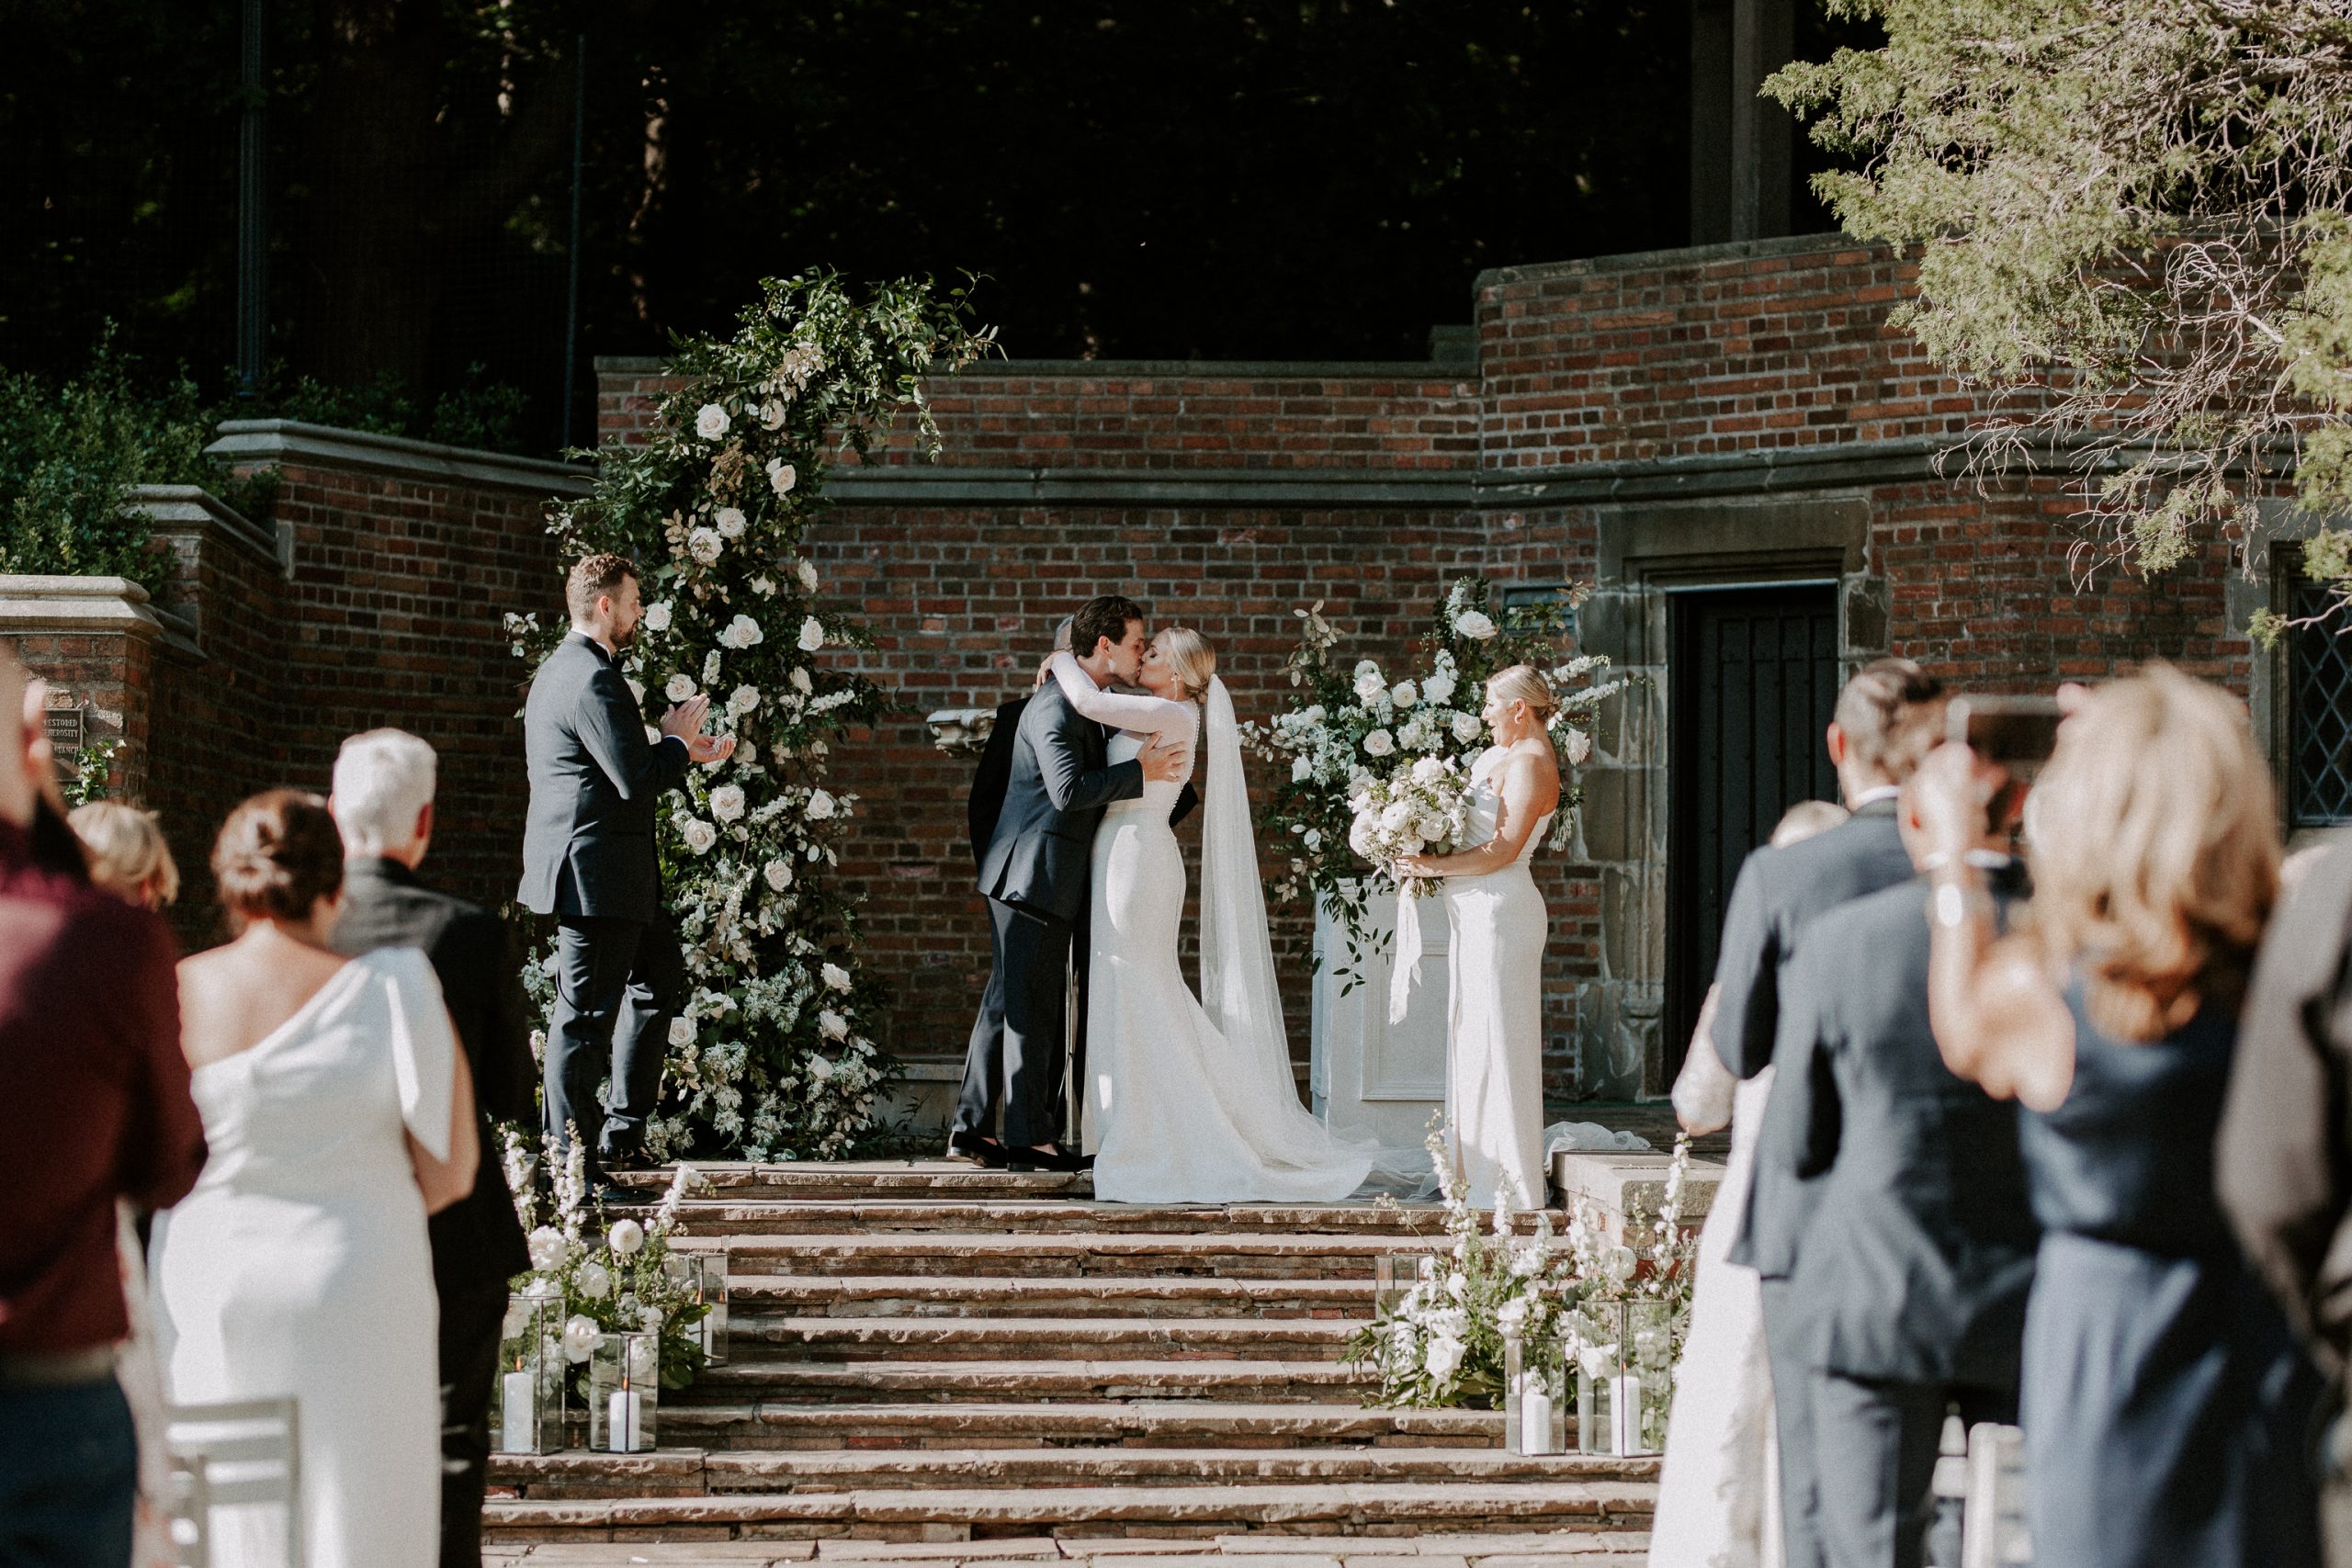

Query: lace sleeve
left=374, top=946, right=459, bottom=1160
left=1046, top=651, right=1193, bottom=736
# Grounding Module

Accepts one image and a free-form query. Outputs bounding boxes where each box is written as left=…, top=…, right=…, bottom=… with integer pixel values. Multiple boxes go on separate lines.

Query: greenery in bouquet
left=1250, top=575, right=1628, bottom=981
left=504, top=271, right=995, bottom=1161
left=503, top=1128, right=716, bottom=1393
left=1350, top=1121, right=1698, bottom=1416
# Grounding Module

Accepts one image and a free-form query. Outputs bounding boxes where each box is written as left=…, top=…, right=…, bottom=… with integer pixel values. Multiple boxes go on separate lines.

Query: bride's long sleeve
left=1046, top=651, right=1193, bottom=735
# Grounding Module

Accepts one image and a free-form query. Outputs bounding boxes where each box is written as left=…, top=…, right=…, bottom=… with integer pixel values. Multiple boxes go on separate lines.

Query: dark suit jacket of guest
left=977, top=680, right=1143, bottom=923
left=1713, top=798, right=1916, bottom=1278
left=2219, top=840, right=2352, bottom=1378
left=517, top=632, right=691, bottom=922
left=1783, top=870, right=2041, bottom=1390
left=969, top=694, right=1198, bottom=867
left=334, top=857, right=535, bottom=1295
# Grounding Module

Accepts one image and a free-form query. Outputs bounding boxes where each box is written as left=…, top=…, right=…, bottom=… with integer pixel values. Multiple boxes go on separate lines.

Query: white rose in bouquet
left=759, top=399, right=787, bottom=431
left=1453, top=608, right=1498, bottom=639
left=527, top=1226, right=570, bottom=1272
left=750, top=575, right=776, bottom=597
left=789, top=666, right=813, bottom=694
left=1452, top=712, right=1484, bottom=744
left=694, top=403, right=730, bottom=439
left=1424, top=1333, right=1465, bottom=1381
left=1348, top=754, right=1470, bottom=888
left=643, top=601, right=673, bottom=633
left=819, top=1009, right=850, bottom=1041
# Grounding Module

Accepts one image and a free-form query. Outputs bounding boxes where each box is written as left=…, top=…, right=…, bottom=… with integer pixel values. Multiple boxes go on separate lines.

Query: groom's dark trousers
left=519, top=629, right=693, bottom=1179
left=959, top=899, right=1075, bottom=1149
left=1710, top=798, right=1914, bottom=1568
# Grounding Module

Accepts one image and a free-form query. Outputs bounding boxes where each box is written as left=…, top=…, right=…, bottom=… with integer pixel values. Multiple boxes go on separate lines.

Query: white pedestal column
left=1308, top=883, right=1449, bottom=1147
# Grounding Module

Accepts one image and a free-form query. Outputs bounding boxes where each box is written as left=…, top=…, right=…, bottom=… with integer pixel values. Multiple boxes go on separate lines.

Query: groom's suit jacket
left=518, top=631, right=692, bottom=923
left=1781, top=868, right=2039, bottom=1391
left=978, top=679, right=1143, bottom=924
left=1712, top=797, right=1914, bottom=1280
left=970, top=694, right=1197, bottom=866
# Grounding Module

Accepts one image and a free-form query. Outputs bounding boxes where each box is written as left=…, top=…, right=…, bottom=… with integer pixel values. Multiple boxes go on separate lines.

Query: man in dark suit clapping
left=330, top=728, right=540, bottom=1568
left=1779, top=773, right=2039, bottom=1568
left=1709, top=657, right=1946, bottom=1568
left=519, top=554, right=732, bottom=1186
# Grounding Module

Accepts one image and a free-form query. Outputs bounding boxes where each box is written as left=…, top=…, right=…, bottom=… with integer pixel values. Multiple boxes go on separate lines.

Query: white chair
left=163, top=1397, right=301, bottom=1568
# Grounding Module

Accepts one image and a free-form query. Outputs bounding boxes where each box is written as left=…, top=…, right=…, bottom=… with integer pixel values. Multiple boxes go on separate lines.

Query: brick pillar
left=0, top=575, right=170, bottom=804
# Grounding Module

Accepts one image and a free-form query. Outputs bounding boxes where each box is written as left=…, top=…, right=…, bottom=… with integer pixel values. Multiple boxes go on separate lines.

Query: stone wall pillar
left=0, top=574, right=175, bottom=804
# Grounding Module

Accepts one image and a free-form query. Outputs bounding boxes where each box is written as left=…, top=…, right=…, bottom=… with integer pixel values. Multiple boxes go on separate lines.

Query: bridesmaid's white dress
left=1649, top=1028, right=1782, bottom=1568
left=1441, top=745, right=1552, bottom=1209
left=152, top=946, right=457, bottom=1568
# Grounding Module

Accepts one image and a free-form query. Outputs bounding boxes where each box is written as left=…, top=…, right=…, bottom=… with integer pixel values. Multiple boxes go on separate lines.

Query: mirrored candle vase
left=586, top=1330, right=661, bottom=1454
left=663, top=1250, right=729, bottom=1368
left=493, top=1293, right=564, bottom=1455
left=1501, top=1326, right=1566, bottom=1456
left=1569, top=1299, right=1674, bottom=1457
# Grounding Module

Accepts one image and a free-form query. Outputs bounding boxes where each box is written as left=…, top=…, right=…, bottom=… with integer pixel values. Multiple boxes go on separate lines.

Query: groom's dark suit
left=961, top=678, right=1142, bottom=1149
left=519, top=630, right=691, bottom=1178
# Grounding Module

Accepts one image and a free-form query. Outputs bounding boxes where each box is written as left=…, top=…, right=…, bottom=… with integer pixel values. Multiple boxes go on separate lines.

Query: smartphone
left=1946, top=695, right=2064, bottom=765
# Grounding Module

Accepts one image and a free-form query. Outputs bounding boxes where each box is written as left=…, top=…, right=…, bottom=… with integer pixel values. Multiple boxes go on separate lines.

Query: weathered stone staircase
left=482, top=1164, right=1657, bottom=1551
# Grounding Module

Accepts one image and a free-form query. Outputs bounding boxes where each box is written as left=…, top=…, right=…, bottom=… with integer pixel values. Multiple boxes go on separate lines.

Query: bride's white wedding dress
left=152, top=946, right=458, bottom=1568
left=1047, top=654, right=1383, bottom=1204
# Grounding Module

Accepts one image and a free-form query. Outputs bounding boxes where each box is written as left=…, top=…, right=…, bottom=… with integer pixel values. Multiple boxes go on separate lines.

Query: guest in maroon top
left=0, top=649, right=205, bottom=1566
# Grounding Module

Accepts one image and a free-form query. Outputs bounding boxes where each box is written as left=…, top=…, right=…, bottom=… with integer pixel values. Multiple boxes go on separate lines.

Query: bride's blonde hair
left=1156, top=626, right=1216, bottom=791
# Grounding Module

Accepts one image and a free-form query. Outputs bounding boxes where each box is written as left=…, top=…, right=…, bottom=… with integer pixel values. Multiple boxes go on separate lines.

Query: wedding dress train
left=1047, top=655, right=1388, bottom=1204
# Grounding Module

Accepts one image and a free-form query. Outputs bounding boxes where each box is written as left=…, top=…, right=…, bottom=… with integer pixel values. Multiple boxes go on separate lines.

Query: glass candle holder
left=1569, top=1299, right=1674, bottom=1457
left=1503, top=1325, right=1566, bottom=1456
left=493, top=1293, right=564, bottom=1455
left=587, top=1331, right=661, bottom=1454
left=663, top=1249, right=729, bottom=1368
left=1374, top=1253, right=1433, bottom=1317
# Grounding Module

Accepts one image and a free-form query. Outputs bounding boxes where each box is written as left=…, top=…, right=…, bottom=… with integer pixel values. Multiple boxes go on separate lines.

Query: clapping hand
left=660, top=694, right=738, bottom=765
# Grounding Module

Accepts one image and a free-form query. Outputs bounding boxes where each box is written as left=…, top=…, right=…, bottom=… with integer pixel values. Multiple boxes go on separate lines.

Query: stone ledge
left=208, top=419, right=596, bottom=497
left=594, top=357, right=1477, bottom=380
left=0, top=575, right=171, bottom=642
left=1549, top=1151, right=1724, bottom=1242
left=126, top=483, right=286, bottom=576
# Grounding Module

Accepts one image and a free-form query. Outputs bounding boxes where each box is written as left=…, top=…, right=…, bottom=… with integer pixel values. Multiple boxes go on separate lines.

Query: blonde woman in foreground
left=1912, top=666, right=2321, bottom=1568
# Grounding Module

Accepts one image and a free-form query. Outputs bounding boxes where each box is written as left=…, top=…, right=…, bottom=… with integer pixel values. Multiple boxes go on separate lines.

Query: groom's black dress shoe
left=1009, top=1145, right=1093, bottom=1175
left=946, top=1129, right=1009, bottom=1168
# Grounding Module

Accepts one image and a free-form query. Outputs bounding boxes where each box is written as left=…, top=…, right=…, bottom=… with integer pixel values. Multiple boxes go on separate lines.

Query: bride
left=1044, top=630, right=1381, bottom=1203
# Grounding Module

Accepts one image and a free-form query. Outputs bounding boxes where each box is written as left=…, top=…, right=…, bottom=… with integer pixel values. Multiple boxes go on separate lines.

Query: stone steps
left=492, top=1445, right=1657, bottom=1499
left=688, top=1359, right=1375, bottom=1404
left=613, top=1163, right=1091, bottom=1203
left=650, top=1400, right=1501, bottom=1451
left=718, top=1235, right=1422, bottom=1281
left=734, top=1276, right=1370, bottom=1320
left=481, top=1479, right=1656, bottom=1542
left=666, top=1201, right=1475, bottom=1240
left=730, top=1316, right=1357, bottom=1364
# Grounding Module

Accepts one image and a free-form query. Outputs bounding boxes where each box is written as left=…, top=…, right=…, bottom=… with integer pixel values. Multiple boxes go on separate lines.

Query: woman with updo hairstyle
left=151, top=790, right=478, bottom=1568
left=1397, top=662, right=1565, bottom=1208
left=1914, top=667, right=2321, bottom=1568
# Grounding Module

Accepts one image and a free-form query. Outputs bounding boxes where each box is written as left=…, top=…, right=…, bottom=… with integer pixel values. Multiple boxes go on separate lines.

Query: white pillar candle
left=499, top=1371, right=535, bottom=1453
left=1610, top=1373, right=1641, bottom=1455
left=606, top=1388, right=643, bottom=1453
left=1521, top=1387, right=1555, bottom=1455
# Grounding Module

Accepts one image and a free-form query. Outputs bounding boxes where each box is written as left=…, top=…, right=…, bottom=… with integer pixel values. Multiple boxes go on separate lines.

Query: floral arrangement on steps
left=503, top=1129, right=715, bottom=1393
left=1348, top=1120, right=1698, bottom=1415
left=505, top=270, right=995, bottom=1162
left=1249, top=575, right=1629, bottom=981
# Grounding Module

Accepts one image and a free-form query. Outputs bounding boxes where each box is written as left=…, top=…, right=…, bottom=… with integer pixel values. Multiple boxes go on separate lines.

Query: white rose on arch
left=1453, top=608, right=1498, bottom=640
left=763, top=858, right=794, bottom=890
left=642, top=601, right=673, bottom=633
left=798, top=616, right=825, bottom=653
left=1421, top=671, right=1456, bottom=705
left=695, top=403, right=730, bottom=440
left=682, top=818, right=719, bottom=854
left=715, top=506, right=748, bottom=539
left=1363, top=728, right=1396, bottom=758
left=1452, top=712, right=1483, bottom=744
left=1391, top=681, right=1419, bottom=708
left=821, top=962, right=852, bottom=993
left=767, top=458, right=797, bottom=495
left=669, top=1014, right=697, bottom=1047
left=720, top=615, right=763, bottom=649
left=806, top=789, right=838, bottom=820
left=665, top=673, right=697, bottom=703
left=728, top=684, right=761, bottom=716
left=710, top=784, right=747, bottom=823
left=788, top=667, right=813, bottom=694
left=818, top=1009, right=850, bottom=1041
left=796, top=559, right=819, bottom=592
left=687, top=527, right=725, bottom=566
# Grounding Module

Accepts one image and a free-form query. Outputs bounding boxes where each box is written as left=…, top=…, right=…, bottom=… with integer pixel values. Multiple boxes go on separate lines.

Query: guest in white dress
left=1646, top=799, right=1849, bottom=1568
left=153, top=791, right=479, bottom=1568
left=1397, top=664, right=1562, bottom=1210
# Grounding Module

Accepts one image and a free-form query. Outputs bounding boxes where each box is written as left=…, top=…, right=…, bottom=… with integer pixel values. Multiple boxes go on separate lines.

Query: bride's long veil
left=1196, top=677, right=1425, bottom=1190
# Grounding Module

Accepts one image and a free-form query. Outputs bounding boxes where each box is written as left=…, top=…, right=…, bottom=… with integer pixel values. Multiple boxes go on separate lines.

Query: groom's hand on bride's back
left=1139, top=733, right=1188, bottom=784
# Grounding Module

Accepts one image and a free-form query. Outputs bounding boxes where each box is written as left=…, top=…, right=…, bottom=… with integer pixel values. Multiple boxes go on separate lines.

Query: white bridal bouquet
left=1347, top=753, right=1474, bottom=896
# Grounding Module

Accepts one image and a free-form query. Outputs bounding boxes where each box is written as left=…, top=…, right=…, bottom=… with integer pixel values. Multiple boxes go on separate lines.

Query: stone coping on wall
left=1473, top=229, right=1869, bottom=291
left=593, top=355, right=1477, bottom=379
left=0, top=575, right=181, bottom=644
left=207, top=420, right=596, bottom=498
left=127, top=483, right=287, bottom=576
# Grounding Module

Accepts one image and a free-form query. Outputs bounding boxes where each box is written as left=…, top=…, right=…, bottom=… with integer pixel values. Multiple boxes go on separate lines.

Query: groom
left=956, top=594, right=1187, bottom=1172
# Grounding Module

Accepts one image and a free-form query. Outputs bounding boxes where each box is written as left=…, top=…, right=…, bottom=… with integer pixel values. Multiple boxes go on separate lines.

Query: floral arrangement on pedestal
left=1347, top=1120, right=1697, bottom=1414
left=505, top=271, right=995, bottom=1161
left=1249, top=575, right=1627, bottom=973
left=503, top=1130, right=715, bottom=1391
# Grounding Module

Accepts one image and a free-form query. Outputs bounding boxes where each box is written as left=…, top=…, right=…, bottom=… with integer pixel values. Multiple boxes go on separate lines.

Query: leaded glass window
left=2290, top=581, right=2352, bottom=829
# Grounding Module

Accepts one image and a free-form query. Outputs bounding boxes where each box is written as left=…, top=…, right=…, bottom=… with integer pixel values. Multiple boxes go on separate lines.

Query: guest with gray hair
left=327, top=728, right=535, bottom=1568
